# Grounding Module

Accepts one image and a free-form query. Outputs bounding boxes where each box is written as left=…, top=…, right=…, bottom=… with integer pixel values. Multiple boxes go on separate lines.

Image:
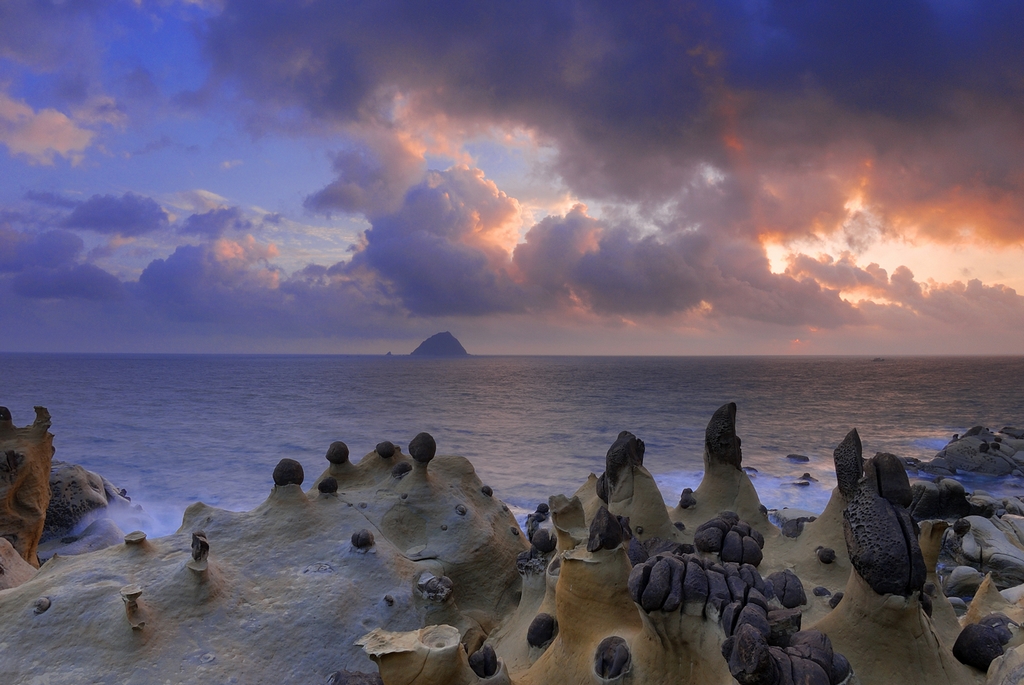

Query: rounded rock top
left=273, top=458, right=305, bottom=486
left=318, top=476, right=338, bottom=494
left=409, top=432, right=437, bottom=463
left=325, top=441, right=350, bottom=464
left=375, top=441, right=396, bottom=459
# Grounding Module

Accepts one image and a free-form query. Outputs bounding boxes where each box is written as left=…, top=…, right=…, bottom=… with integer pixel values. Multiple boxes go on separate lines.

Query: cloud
left=12, top=263, right=123, bottom=301
left=179, top=206, right=253, bottom=236
left=0, top=226, right=84, bottom=273
left=63, top=192, right=170, bottom=236
left=0, top=91, right=94, bottom=165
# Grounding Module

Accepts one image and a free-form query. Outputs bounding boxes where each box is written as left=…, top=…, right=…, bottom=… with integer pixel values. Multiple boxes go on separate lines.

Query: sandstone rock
left=944, top=565, right=986, bottom=598
left=0, top=536, right=36, bottom=589
left=43, top=460, right=151, bottom=546
left=0, top=406, right=54, bottom=566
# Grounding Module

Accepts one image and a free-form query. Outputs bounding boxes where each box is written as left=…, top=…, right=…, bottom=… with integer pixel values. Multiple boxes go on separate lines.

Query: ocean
left=2, top=354, right=1023, bottom=536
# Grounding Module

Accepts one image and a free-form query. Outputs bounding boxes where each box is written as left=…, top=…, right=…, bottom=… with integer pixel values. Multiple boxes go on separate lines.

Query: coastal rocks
left=42, top=460, right=151, bottom=547
left=909, top=478, right=972, bottom=521
left=671, top=403, right=778, bottom=540
left=0, top=536, right=36, bottom=589
left=954, top=623, right=1005, bottom=672
left=0, top=406, right=54, bottom=566
left=0, top=434, right=527, bottom=683
left=410, top=332, right=470, bottom=357
left=918, top=427, right=1024, bottom=476
left=945, top=515, right=1024, bottom=589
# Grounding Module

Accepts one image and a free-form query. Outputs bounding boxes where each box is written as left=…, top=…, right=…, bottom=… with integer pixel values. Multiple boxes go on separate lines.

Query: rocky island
left=410, top=332, right=470, bottom=357
left=2, top=402, right=1024, bottom=684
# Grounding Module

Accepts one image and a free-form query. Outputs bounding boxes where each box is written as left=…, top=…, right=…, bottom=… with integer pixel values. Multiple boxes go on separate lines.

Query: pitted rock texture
left=42, top=461, right=143, bottom=544
left=706, top=402, right=742, bottom=469
left=843, top=478, right=926, bottom=597
left=833, top=429, right=863, bottom=500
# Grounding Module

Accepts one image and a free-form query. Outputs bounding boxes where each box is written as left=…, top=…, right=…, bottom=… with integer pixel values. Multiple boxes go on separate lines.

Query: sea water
left=2, top=354, right=1023, bottom=536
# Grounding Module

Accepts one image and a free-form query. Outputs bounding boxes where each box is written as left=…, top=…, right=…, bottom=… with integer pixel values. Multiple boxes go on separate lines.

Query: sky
left=2, top=0, right=1023, bottom=355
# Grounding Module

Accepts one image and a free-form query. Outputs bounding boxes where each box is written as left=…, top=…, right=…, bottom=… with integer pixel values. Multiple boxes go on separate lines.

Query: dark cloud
left=0, top=226, right=83, bottom=272
left=62, top=192, right=169, bottom=237
left=348, top=166, right=524, bottom=315
left=305, top=138, right=426, bottom=217
left=12, top=263, right=122, bottom=301
left=23, top=191, right=81, bottom=209
left=180, top=207, right=253, bottom=237
left=201, top=0, right=1024, bottom=246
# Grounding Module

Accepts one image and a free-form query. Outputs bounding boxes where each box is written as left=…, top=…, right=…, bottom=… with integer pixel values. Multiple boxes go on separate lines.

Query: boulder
left=944, top=565, right=986, bottom=598
left=946, top=515, right=1024, bottom=589
left=43, top=460, right=151, bottom=544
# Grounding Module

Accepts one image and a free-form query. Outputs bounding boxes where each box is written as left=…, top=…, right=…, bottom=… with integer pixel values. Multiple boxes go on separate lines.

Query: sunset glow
left=1, top=1, right=1022, bottom=354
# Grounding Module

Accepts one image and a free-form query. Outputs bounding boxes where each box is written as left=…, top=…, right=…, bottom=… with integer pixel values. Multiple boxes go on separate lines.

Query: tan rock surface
left=0, top=406, right=54, bottom=566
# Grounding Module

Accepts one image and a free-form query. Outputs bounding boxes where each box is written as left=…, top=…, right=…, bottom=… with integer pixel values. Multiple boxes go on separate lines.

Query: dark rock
left=603, top=431, right=645, bottom=495
left=375, top=441, right=396, bottom=459
left=351, top=529, right=374, bottom=549
left=706, top=402, right=742, bottom=469
left=318, top=477, right=338, bottom=494
left=536, top=502, right=549, bottom=514
left=325, top=441, right=349, bottom=464
left=722, top=530, right=744, bottom=564
left=953, top=517, right=971, bottom=536
left=417, top=573, right=453, bottom=602
left=828, top=592, right=843, bottom=609
left=481, top=485, right=492, bottom=497
left=410, top=331, right=469, bottom=356
left=594, top=636, right=631, bottom=679
left=866, top=452, right=913, bottom=508
left=409, top=432, right=436, bottom=463
left=391, top=462, right=411, bottom=479
left=468, top=644, right=498, bottom=678
left=812, top=586, right=831, bottom=597
left=641, top=557, right=675, bottom=611
left=953, top=623, right=1004, bottom=671
left=678, top=488, right=697, bottom=509
left=527, top=613, right=557, bottom=648
left=724, top=623, right=777, bottom=684
left=909, top=478, right=971, bottom=521
left=325, top=670, right=383, bottom=685
left=787, top=454, right=810, bottom=462
left=816, top=547, right=836, bottom=564
left=978, top=613, right=1015, bottom=645
left=191, top=531, right=209, bottom=562
left=833, top=429, right=864, bottom=500
left=531, top=528, right=556, bottom=554
left=736, top=604, right=771, bottom=640
left=767, top=608, right=802, bottom=648
left=626, top=538, right=649, bottom=567
left=843, top=477, right=926, bottom=597
left=587, top=506, right=624, bottom=552
left=741, top=536, right=764, bottom=567
left=695, top=524, right=725, bottom=553
left=767, top=569, right=806, bottom=609
left=272, top=458, right=304, bottom=486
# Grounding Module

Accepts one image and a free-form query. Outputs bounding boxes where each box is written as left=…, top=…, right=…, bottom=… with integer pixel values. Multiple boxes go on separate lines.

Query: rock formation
left=410, top=332, right=469, bottom=357
left=0, top=406, right=54, bottom=566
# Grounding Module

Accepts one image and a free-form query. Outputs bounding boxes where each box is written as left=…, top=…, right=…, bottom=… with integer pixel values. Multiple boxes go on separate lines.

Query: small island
left=410, top=331, right=469, bottom=357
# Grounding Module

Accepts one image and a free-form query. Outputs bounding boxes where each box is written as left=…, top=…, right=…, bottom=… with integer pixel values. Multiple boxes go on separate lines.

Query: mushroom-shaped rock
left=816, top=547, right=836, bottom=564
left=375, top=441, right=396, bottom=459
left=416, top=573, right=454, bottom=603
left=678, top=488, right=697, bottom=509
left=351, top=529, right=375, bottom=550
left=597, top=430, right=645, bottom=503
left=409, top=432, right=436, bottom=464
left=272, top=458, right=304, bottom=486
left=530, top=528, right=556, bottom=555
left=191, top=531, right=209, bottom=563
left=707, top=402, right=742, bottom=469
left=120, top=584, right=146, bottom=630
left=325, top=441, right=349, bottom=464
left=318, top=476, right=338, bottom=494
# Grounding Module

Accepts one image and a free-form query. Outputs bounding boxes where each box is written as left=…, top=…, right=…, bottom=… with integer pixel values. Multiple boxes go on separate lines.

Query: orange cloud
left=0, top=91, right=94, bottom=165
